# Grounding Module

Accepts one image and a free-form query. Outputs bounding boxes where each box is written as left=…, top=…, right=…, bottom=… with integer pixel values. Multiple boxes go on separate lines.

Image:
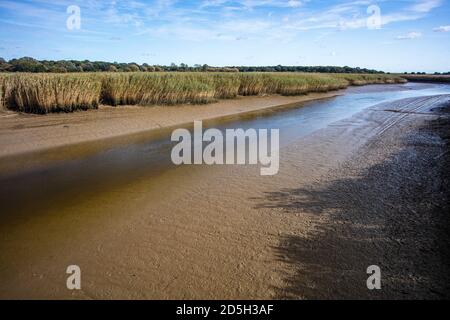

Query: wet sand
left=0, top=91, right=449, bottom=299
left=269, top=96, right=450, bottom=299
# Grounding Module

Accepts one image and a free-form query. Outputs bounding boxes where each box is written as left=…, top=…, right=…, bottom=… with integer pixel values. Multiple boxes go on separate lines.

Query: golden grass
left=335, top=73, right=406, bottom=85
left=0, top=73, right=12, bottom=112
left=0, top=72, right=406, bottom=114
left=101, top=73, right=217, bottom=106
left=2, top=73, right=102, bottom=113
left=0, top=76, right=4, bottom=111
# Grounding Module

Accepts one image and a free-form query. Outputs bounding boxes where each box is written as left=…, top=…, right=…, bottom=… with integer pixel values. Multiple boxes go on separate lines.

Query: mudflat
left=0, top=93, right=449, bottom=299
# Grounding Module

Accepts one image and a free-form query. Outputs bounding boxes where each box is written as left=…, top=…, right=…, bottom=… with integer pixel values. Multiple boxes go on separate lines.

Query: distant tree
left=128, top=63, right=140, bottom=72
left=48, top=65, right=67, bottom=73
left=0, top=57, right=12, bottom=72
left=169, top=63, right=178, bottom=71
left=179, top=63, right=188, bottom=71
left=81, top=62, right=95, bottom=72
left=9, top=57, right=46, bottom=72
left=0, top=57, right=388, bottom=74
left=140, top=63, right=151, bottom=72
left=58, top=60, right=78, bottom=72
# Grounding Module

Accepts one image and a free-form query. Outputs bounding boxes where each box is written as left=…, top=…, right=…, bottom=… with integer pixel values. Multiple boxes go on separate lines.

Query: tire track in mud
left=373, top=95, right=445, bottom=137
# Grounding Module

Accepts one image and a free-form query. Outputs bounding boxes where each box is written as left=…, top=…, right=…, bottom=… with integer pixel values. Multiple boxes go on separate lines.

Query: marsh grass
left=0, top=76, right=4, bottom=111
left=0, top=72, right=405, bottom=114
left=0, top=73, right=12, bottom=112
left=3, top=73, right=102, bottom=114
left=101, top=73, right=218, bottom=106
left=335, top=73, right=405, bottom=86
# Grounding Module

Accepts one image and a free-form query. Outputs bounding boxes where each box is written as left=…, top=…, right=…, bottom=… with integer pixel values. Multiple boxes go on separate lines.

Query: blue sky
left=0, top=0, right=449, bottom=72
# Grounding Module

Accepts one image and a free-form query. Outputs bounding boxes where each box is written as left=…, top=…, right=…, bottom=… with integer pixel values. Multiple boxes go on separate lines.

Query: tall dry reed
left=0, top=72, right=406, bottom=114
left=3, top=73, right=102, bottom=114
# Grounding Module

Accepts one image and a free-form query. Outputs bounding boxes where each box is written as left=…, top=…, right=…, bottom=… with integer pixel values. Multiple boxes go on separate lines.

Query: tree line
left=403, top=71, right=450, bottom=75
left=0, top=56, right=413, bottom=74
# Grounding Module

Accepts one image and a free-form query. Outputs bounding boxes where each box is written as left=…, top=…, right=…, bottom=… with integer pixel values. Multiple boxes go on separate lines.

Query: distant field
left=400, top=74, right=450, bottom=83
left=0, top=72, right=406, bottom=114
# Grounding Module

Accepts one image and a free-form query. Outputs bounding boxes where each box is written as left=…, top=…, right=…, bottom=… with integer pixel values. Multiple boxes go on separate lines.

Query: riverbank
left=0, top=91, right=342, bottom=159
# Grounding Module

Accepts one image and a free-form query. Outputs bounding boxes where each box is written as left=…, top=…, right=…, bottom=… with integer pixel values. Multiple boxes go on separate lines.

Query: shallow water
left=214, top=82, right=450, bottom=146
left=1, top=82, right=450, bottom=223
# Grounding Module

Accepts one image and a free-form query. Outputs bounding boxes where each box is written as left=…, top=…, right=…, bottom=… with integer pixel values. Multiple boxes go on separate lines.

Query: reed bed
left=0, top=73, right=13, bottom=112
left=3, top=73, right=102, bottom=113
left=0, top=75, right=4, bottom=111
left=101, top=73, right=217, bottom=106
left=335, top=73, right=407, bottom=85
left=0, top=72, right=405, bottom=114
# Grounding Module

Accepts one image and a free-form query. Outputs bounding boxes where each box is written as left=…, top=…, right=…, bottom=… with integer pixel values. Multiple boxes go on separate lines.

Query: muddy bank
left=0, top=92, right=341, bottom=159
left=262, top=97, right=450, bottom=299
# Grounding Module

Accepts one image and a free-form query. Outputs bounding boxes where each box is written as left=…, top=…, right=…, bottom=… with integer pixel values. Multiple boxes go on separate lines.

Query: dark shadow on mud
left=255, top=112, right=450, bottom=299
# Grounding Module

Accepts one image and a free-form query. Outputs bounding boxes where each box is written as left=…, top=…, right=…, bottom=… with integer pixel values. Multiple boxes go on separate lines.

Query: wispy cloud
left=396, top=31, right=422, bottom=40
left=0, top=0, right=448, bottom=72
left=0, top=0, right=444, bottom=42
left=201, top=0, right=307, bottom=9
left=433, top=25, right=450, bottom=32
left=410, top=0, right=442, bottom=13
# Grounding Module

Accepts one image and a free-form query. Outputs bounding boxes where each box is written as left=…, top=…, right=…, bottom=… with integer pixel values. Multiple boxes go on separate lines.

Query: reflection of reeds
left=0, top=72, right=406, bottom=114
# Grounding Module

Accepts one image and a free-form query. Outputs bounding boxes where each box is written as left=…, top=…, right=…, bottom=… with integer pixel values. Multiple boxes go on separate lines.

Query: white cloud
left=433, top=25, right=450, bottom=32
left=287, top=0, right=303, bottom=8
left=274, top=0, right=442, bottom=33
left=410, top=0, right=442, bottom=13
left=396, top=32, right=422, bottom=40
left=1, top=0, right=444, bottom=46
left=201, top=0, right=306, bottom=9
